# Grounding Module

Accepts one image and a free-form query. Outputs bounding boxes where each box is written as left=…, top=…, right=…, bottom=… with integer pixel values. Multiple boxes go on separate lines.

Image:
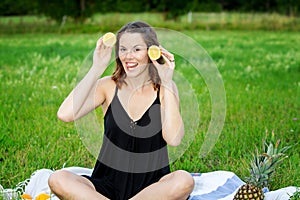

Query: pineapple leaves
left=245, top=131, right=291, bottom=189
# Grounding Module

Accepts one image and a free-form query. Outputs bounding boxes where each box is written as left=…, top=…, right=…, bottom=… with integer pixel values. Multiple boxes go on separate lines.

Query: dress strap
left=114, top=86, right=118, bottom=96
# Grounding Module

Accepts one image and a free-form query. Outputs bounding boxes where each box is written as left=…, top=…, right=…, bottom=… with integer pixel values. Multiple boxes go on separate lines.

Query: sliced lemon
left=20, top=193, right=33, bottom=200
left=36, top=193, right=50, bottom=200
left=103, top=32, right=116, bottom=47
left=148, top=45, right=161, bottom=60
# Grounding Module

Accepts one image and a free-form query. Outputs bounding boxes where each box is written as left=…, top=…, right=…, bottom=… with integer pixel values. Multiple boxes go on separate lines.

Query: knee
left=171, top=170, right=195, bottom=197
left=48, top=170, right=69, bottom=194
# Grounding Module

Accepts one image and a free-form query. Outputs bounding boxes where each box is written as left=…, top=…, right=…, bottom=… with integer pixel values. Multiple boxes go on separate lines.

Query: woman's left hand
left=150, top=46, right=175, bottom=85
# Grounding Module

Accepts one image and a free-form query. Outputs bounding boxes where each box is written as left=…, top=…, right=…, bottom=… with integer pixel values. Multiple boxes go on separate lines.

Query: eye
left=120, top=48, right=126, bottom=52
left=134, top=48, right=141, bottom=52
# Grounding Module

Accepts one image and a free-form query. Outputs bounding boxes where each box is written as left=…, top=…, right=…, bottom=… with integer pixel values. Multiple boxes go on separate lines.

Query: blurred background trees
left=0, top=0, right=299, bottom=22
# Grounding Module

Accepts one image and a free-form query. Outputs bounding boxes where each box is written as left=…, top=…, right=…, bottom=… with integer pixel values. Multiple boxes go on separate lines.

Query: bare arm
left=57, top=37, right=113, bottom=122
left=151, top=47, right=184, bottom=146
left=160, top=81, right=184, bottom=146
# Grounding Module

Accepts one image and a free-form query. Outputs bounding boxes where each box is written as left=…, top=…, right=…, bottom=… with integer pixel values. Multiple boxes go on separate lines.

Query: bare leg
left=48, top=169, right=109, bottom=200
left=130, top=170, right=194, bottom=200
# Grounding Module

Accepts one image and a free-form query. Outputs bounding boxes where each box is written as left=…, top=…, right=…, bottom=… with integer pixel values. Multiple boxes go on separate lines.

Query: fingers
left=160, top=46, right=175, bottom=63
left=94, top=36, right=113, bottom=59
left=161, top=54, right=175, bottom=70
left=151, top=59, right=159, bottom=66
left=150, top=46, right=174, bottom=70
left=96, top=37, right=113, bottom=53
left=96, top=37, right=103, bottom=49
left=150, top=53, right=175, bottom=71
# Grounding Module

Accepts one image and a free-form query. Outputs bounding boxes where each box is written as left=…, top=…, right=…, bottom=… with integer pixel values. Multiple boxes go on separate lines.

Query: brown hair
left=111, top=21, right=161, bottom=90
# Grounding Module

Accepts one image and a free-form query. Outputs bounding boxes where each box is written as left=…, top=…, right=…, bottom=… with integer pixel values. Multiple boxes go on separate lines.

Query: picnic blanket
left=1, top=167, right=298, bottom=200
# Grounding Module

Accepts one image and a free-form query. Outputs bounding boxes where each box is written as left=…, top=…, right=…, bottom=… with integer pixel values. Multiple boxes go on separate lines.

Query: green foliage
left=275, top=0, right=300, bottom=16
left=157, top=0, right=190, bottom=20
left=36, top=0, right=95, bottom=22
left=246, top=131, right=291, bottom=188
left=0, top=0, right=38, bottom=15
left=1, top=0, right=300, bottom=21
left=190, top=1, right=222, bottom=12
left=290, top=188, right=300, bottom=200
left=1, top=12, right=300, bottom=35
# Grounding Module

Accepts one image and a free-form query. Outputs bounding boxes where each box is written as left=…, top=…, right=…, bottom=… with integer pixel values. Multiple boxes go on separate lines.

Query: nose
left=125, top=50, right=134, bottom=59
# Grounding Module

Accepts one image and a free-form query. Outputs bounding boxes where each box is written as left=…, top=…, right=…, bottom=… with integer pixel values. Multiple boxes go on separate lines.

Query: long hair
left=111, top=21, right=161, bottom=90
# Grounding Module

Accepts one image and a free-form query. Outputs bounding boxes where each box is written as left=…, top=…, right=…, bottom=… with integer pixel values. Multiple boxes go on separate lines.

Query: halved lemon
left=36, top=193, right=50, bottom=200
left=103, top=32, right=116, bottom=47
left=148, top=45, right=161, bottom=60
left=20, top=193, right=33, bottom=200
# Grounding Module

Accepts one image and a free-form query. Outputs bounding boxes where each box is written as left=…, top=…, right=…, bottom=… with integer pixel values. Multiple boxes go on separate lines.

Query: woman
left=48, top=21, right=194, bottom=200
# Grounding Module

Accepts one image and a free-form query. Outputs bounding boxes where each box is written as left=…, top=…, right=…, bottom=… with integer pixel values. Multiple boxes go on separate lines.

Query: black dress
left=83, top=87, right=170, bottom=200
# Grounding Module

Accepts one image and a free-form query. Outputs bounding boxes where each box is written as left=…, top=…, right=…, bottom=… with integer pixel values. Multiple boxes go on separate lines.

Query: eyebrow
left=119, top=44, right=146, bottom=48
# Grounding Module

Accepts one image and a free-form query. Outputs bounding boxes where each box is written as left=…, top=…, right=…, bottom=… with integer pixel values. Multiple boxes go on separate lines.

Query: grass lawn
left=0, top=29, right=299, bottom=192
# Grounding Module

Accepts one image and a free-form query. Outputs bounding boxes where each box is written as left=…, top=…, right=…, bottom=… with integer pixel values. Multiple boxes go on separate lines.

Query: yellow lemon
left=148, top=45, right=161, bottom=60
left=20, top=193, right=33, bottom=200
left=36, top=193, right=50, bottom=200
left=103, top=32, right=116, bottom=47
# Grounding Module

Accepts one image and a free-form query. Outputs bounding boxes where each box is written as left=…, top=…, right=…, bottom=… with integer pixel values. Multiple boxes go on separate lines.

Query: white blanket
left=188, top=171, right=297, bottom=200
left=3, top=167, right=298, bottom=200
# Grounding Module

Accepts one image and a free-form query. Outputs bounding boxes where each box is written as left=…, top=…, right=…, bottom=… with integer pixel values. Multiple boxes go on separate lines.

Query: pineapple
left=233, top=131, right=291, bottom=200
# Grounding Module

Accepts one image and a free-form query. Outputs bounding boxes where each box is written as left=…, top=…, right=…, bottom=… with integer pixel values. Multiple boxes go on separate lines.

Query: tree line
left=1, top=0, right=299, bottom=22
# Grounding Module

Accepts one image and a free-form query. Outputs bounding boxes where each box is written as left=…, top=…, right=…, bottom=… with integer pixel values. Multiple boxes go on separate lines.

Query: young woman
left=48, top=21, right=194, bottom=200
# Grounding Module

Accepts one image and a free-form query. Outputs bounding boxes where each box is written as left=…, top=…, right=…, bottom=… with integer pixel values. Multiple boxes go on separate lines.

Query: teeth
left=127, top=62, right=137, bottom=67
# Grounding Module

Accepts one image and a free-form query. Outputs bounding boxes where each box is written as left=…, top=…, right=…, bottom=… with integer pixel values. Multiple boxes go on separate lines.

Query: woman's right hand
left=92, top=37, right=113, bottom=70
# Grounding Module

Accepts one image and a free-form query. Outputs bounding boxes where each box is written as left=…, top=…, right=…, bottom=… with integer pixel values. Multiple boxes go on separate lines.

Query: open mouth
left=126, top=62, right=138, bottom=71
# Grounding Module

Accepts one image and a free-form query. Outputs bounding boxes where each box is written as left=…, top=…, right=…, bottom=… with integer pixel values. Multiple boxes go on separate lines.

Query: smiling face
left=118, top=32, right=149, bottom=78
left=112, top=21, right=161, bottom=90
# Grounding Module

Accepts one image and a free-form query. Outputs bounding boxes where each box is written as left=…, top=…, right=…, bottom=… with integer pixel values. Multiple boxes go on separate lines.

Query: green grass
left=0, top=29, right=299, bottom=194
left=1, top=12, right=300, bottom=34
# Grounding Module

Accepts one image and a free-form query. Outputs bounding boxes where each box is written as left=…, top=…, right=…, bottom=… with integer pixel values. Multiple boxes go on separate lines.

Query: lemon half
left=103, top=32, right=116, bottom=47
left=36, top=193, right=50, bottom=200
left=148, top=45, right=161, bottom=60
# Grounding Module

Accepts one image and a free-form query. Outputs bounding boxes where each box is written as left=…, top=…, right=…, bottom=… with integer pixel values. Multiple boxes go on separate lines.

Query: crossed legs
left=48, top=169, right=194, bottom=200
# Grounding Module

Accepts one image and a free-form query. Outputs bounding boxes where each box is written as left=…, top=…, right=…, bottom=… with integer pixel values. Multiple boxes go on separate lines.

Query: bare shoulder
left=97, top=75, right=114, bottom=83
left=96, top=76, right=116, bottom=105
left=97, top=75, right=116, bottom=91
left=97, top=76, right=115, bottom=86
